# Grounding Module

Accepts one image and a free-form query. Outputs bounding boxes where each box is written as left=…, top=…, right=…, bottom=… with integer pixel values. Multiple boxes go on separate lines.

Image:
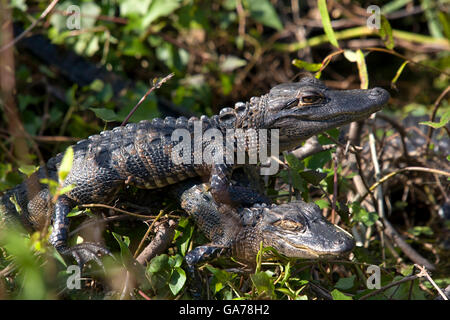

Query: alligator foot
left=185, top=245, right=231, bottom=299
left=210, top=164, right=270, bottom=207
left=59, top=243, right=112, bottom=269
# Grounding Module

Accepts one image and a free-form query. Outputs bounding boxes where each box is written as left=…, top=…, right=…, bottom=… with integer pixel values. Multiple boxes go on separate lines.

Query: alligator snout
left=333, top=233, right=355, bottom=254
left=369, top=87, right=390, bottom=104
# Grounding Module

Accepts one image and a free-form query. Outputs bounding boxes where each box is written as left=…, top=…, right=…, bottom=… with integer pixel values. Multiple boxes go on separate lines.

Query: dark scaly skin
left=178, top=182, right=355, bottom=298
left=0, top=77, right=389, bottom=266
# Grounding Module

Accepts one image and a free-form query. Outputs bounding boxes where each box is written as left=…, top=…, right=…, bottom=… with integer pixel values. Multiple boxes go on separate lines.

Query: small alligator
left=181, top=183, right=355, bottom=264
left=177, top=182, right=354, bottom=298
left=0, top=77, right=389, bottom=265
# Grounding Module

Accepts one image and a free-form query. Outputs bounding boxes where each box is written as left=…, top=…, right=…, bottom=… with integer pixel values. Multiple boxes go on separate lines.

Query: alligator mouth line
left=286, top=241, right=345, bottom=258
left=290, top=107, right=383, bottom=122
left=273, top=234, right=342, bottom=258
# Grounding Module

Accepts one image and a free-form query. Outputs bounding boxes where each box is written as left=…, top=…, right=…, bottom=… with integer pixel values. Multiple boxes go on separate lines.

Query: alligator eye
left=300, top=94, right=322, bottom=105
left=274, top=219, right=304, bottom=231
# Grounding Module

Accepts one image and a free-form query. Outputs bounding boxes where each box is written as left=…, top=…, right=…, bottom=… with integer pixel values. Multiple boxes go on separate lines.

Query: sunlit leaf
left=58, top=147, right=74, bottom=183
left=318, top=0, right=339, bottom=48
left=246, top=0, right=283, bottom=31
left=379, top=15, right=394, bottom=49
left=90, top=108, right=120, bottom=122
left=292, top=59, right=322, bottom=72
left=391, top=61, right=409, bottom=88
left=331, top=289, right=353, bottom=300
left=169, top=267, right=186, bottom=295
left=419, top=110, right=450, bottom=129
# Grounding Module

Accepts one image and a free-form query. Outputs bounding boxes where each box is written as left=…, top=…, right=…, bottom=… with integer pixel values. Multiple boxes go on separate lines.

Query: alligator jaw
left=262, top=79, right=390, bottom=151
left=271, top=230, right=355, bottom=259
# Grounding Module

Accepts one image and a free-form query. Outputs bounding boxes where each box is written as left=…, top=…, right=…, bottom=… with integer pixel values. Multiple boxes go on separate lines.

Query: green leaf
left=298, top=170, right=327, bottom=186
left=111, top=232, right=134, bottom=265
left=246, top=0, right=283, bottom=31
left=422, top=0, right=444, bottom=38
left=80, top=2, right=101, bottom=29
left=59, top=184, right=76, bottom=196
left=39, top=178, right=59, bottom=197
left=58, top=146, right=74, bottom=183
left=331, top=289, right=352, bottom=300
left=355, top=49, right=368, bottom=89
left=351, top=202, right=379, bottom=227
left=400, top=265, right=415, bottom=276
left=408, top=226, right=434, bottom=237
left=89, top=79, right=104, bottom=92
left=284, top=153, right=304, bottom=171
left=315, top=198, right=330, bottom=209
left=119, top=0, right=152, bottom=16
left=292, top=59, right=322, bottom=72
left=169, top=254, right=184, bottom=268
left=391, top=61, right=409, bottom=88
left=169, top=267, right=186, bottom=295
left=317, top=0, right=339, bottom=48
left=220, top=56, right=247, bottom=72
left=205, top=265, right=233, bottom=283
left=175, top=218, right=194, bottom=256
left=419, top=110, right=450, bottom=129
left=379, top=15, right=394, bottom=49
left=381, top=0, right=412, bottom=14
left=10, top=0, right=27, bottom=11
left=90, top=108, right=120, bottom=122
left=251, top=271, right=275, bottom=298
left=335, top=275, right=356, bottom=290
left=18, top=165, right=39, bottom=177
left=438, top=11, right=450, bottom=40
left=148, top=254, right=170, bottom=273
left=141, top=0, right=182, bottom=29
left=66, top=208, right=84, bottom=218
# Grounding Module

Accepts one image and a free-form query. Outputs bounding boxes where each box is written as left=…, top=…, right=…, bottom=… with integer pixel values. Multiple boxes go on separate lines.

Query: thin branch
left=425, top=86, right=450, bottom=154
left=136, top=220, right=177, bottom=265
left=133, top=209, right=165, bottom=259
left=121, top=73, right=174, bottom=126
left=415, top=264, right=448, bottom=300
left=357, top=167, right=450, bottom=202
left=359, top=274, right=420, bottom=300
left=0, top=0, right=60, bottom=53
left=79, top=203, right=156, bottom=219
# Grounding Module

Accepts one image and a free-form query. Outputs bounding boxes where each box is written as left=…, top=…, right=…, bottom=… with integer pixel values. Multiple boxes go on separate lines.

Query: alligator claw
left=59, top=243, right=112, bottom=270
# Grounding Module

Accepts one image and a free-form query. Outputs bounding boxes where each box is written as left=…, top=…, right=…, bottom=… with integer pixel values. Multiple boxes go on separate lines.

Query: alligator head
left=239, top=201, right=355, bottom=261
left=179, top=183, right=355, bottom=265
left=225, top=76, right=390, bottom=151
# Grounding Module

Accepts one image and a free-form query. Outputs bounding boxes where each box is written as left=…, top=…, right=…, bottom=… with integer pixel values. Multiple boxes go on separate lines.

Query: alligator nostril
left=370, top=87, right=383, bottom=95
left=368, top=87, right=390, bottom=103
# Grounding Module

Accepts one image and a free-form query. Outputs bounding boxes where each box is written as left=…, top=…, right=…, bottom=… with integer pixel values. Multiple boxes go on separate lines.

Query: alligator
left=0, top=77, right=389, bottom=266
left=177, top=182, right=355, bottom=298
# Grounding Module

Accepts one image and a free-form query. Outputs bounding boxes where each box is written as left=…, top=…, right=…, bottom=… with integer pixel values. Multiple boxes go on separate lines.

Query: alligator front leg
left=49, top=195, right=110, bottom=268
left=185, top=244, right=231, bottom=299
left=210, top=164, right=270, bottom=206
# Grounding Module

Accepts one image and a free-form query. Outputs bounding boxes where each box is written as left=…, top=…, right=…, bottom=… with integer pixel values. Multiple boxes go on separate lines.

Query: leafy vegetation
left=0, top=0, right=449, bottom=300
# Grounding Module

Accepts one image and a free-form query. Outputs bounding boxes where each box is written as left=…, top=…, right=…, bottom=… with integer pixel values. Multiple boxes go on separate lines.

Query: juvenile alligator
left=177, top=182, right=354, bottom=298
left=0, top=77, right=389, bottom=265
left=181, top=183, right=355, bottom=264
